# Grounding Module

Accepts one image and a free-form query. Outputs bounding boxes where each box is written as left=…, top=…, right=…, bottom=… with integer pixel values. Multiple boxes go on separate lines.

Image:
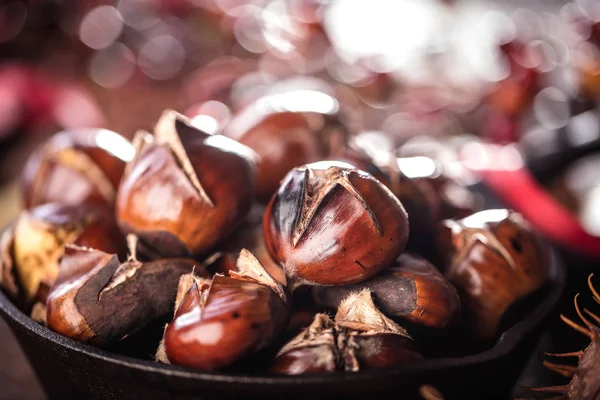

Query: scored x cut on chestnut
left=263, top=160, right=409, bottom=290
left=22, top=128, right=134, bottom=209
left=116, top=109, right=258, bottom=258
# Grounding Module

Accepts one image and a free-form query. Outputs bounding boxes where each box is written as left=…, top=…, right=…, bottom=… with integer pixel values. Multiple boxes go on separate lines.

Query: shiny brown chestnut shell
left=46, top=245, right=200, bottom=346
left=263, top=161, right=409, bottom=290
left=0, top=203, right=125, bottom=305
left=163, top=250, right=289, bottom=370
left=313, top=253, right=461, bottom=330
left=116, top=110, right=257, bottom=258
left=22, top=129, right=133, bottom=209
left=272, top=290, right=421, bottom=375
left=223, top=89, right=347, bottom=200
left=438, top=209, right=549, bottom=339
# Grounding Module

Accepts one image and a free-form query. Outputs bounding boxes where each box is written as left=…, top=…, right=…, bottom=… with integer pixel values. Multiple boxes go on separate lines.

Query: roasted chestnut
left=223, top=89, right=347, bottom=200
left=116, top=110, right=257, bottom=258
left=271, top=290, right=422, bottom=374
left=46, top=238, right=201, bottom=346
left=162, top=249, right=289, bottom=370
left=0, top=203, right=124, bottom=305
left=263, top=161, right=409, bottom=290
left=21, top=129, right=134, bottom=209
left=438, top=209, right=549, bottom=339
left=313, top=253, right=461, bottom=330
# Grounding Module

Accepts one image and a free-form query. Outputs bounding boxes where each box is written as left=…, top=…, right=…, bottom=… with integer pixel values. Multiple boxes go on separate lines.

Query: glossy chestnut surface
left=46, top=245, right=199, bottom=346
left=272, top=290, right=421, bottom=375
left=22, top=129, right=134, bottom=209
left=438, top=209, right=549, bottom=339
left=164, top=251, right=289, bottom=370
left=1, top=203, right=124, bottom=305
left=313, top=253, right=461, bottom=330
left=224, top=88, right=347, bottom=200
left=263, top=161, right=409, bottom=289
left=116, top=110, right=257, bottom=257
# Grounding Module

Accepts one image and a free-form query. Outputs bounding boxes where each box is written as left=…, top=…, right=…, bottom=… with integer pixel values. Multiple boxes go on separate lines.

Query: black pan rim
left=0, top=249, right=565, bottom=386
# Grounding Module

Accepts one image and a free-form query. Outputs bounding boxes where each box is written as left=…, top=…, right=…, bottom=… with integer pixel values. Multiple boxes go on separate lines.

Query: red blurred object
left=468, top=143, right=600, bottom=258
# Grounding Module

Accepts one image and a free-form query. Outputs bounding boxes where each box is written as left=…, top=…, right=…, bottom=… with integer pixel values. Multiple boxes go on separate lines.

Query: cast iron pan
left=0, top=246, right=565, bottom=400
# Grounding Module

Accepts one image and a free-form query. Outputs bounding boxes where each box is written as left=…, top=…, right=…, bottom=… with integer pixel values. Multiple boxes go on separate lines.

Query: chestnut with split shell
left=162, top=249, right=289, bottom=370
left=22, top=128, right=134, bottom=209
left=271, top=290, right=422, bottom=374
left=116, top=109, right=257, bottom=258
left=438, top=209, right=549, bottom=339
left=46, top=237, right=202, bottom=347
left=263, top=161, right=409, bottom=290
left=0, top=203, right=125, bottom=306
left=313, top=253, right=461, bottom=330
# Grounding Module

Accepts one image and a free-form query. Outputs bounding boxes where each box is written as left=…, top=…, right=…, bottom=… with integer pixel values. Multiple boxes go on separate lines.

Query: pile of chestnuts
left=0, top=105, right=550, bottom=375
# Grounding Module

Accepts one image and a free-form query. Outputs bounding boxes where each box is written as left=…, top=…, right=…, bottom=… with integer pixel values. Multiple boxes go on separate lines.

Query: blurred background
left=1, top=0, right=600, bottom=398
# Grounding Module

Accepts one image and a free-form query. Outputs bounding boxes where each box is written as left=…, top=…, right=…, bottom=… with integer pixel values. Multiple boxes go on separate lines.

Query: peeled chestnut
left=313, top=253, right=461, bottom=330
left=438, top=209, right=549, bottom=339
left=22, top=129, right=134, bottom=209
left=223, top=88, right=347, bottom=200
left=46, top=239, right=201, bottom=346
left=0, top=203, right=125, bottom=305
left=162, top=249, right=289, bottom=370
left=271, top=290, right=421, bottom=374
left=116, top=110, right=257, bottom=258
left=263, top=161, right=409, bottom=289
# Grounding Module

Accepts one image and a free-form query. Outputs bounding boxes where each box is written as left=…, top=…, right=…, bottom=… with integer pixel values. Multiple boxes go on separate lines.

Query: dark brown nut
left=263, top=161, right=409, bottom=290
left=22, top=129, right=133, bottom=209
left=271, top=290, right=421, bottom=375
left=46, top=240, right=201, bottom=346
left=223, top=88, right=347, bottom=200
left=313, top=253, right=461, bottom=330
left=163, top=249, right=289, bottom=370
left=116, top=110, right=257, bottom=258
left=438, top=209, right=549, bottom=339
left=0, top=203, right=125, bottom=305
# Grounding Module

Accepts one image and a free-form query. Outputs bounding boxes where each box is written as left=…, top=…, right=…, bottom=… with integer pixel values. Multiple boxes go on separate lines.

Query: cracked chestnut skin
left=163, top=251, right=289, bottom=370
left=116, top=110, right=257, bottom=258
left=22, top=129, right=133, bottom=209
left=438, top=209, right=549, bottom=339
left=271, top=291, right=421, bottom=375
left=313, top=253, right=461, bottom=330
left=1, top=203, right=125, bottom=305
left=263, top=161, right=409, bottom=289
left=46, top=245, right=200, bottom=346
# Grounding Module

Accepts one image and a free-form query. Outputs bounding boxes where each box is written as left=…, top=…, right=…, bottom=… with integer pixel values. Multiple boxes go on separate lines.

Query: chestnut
left=162, top=249, right=289, bottom=370
left=46, top=239, right=201, bottom=346
left=223, top=89, right=348, bottom=200
left=21, top=128, right=134, bottom=209
left=263, top=161, right=409, bottom=290
left=116, top=110, right=257, bottom=258
left=0, top=203, right=124, bottom=305
left=271, top=290, right=421, bottom=374
left=313, top=253, right=461, bottom=330
left=438, top=209, right=549, bottom=339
